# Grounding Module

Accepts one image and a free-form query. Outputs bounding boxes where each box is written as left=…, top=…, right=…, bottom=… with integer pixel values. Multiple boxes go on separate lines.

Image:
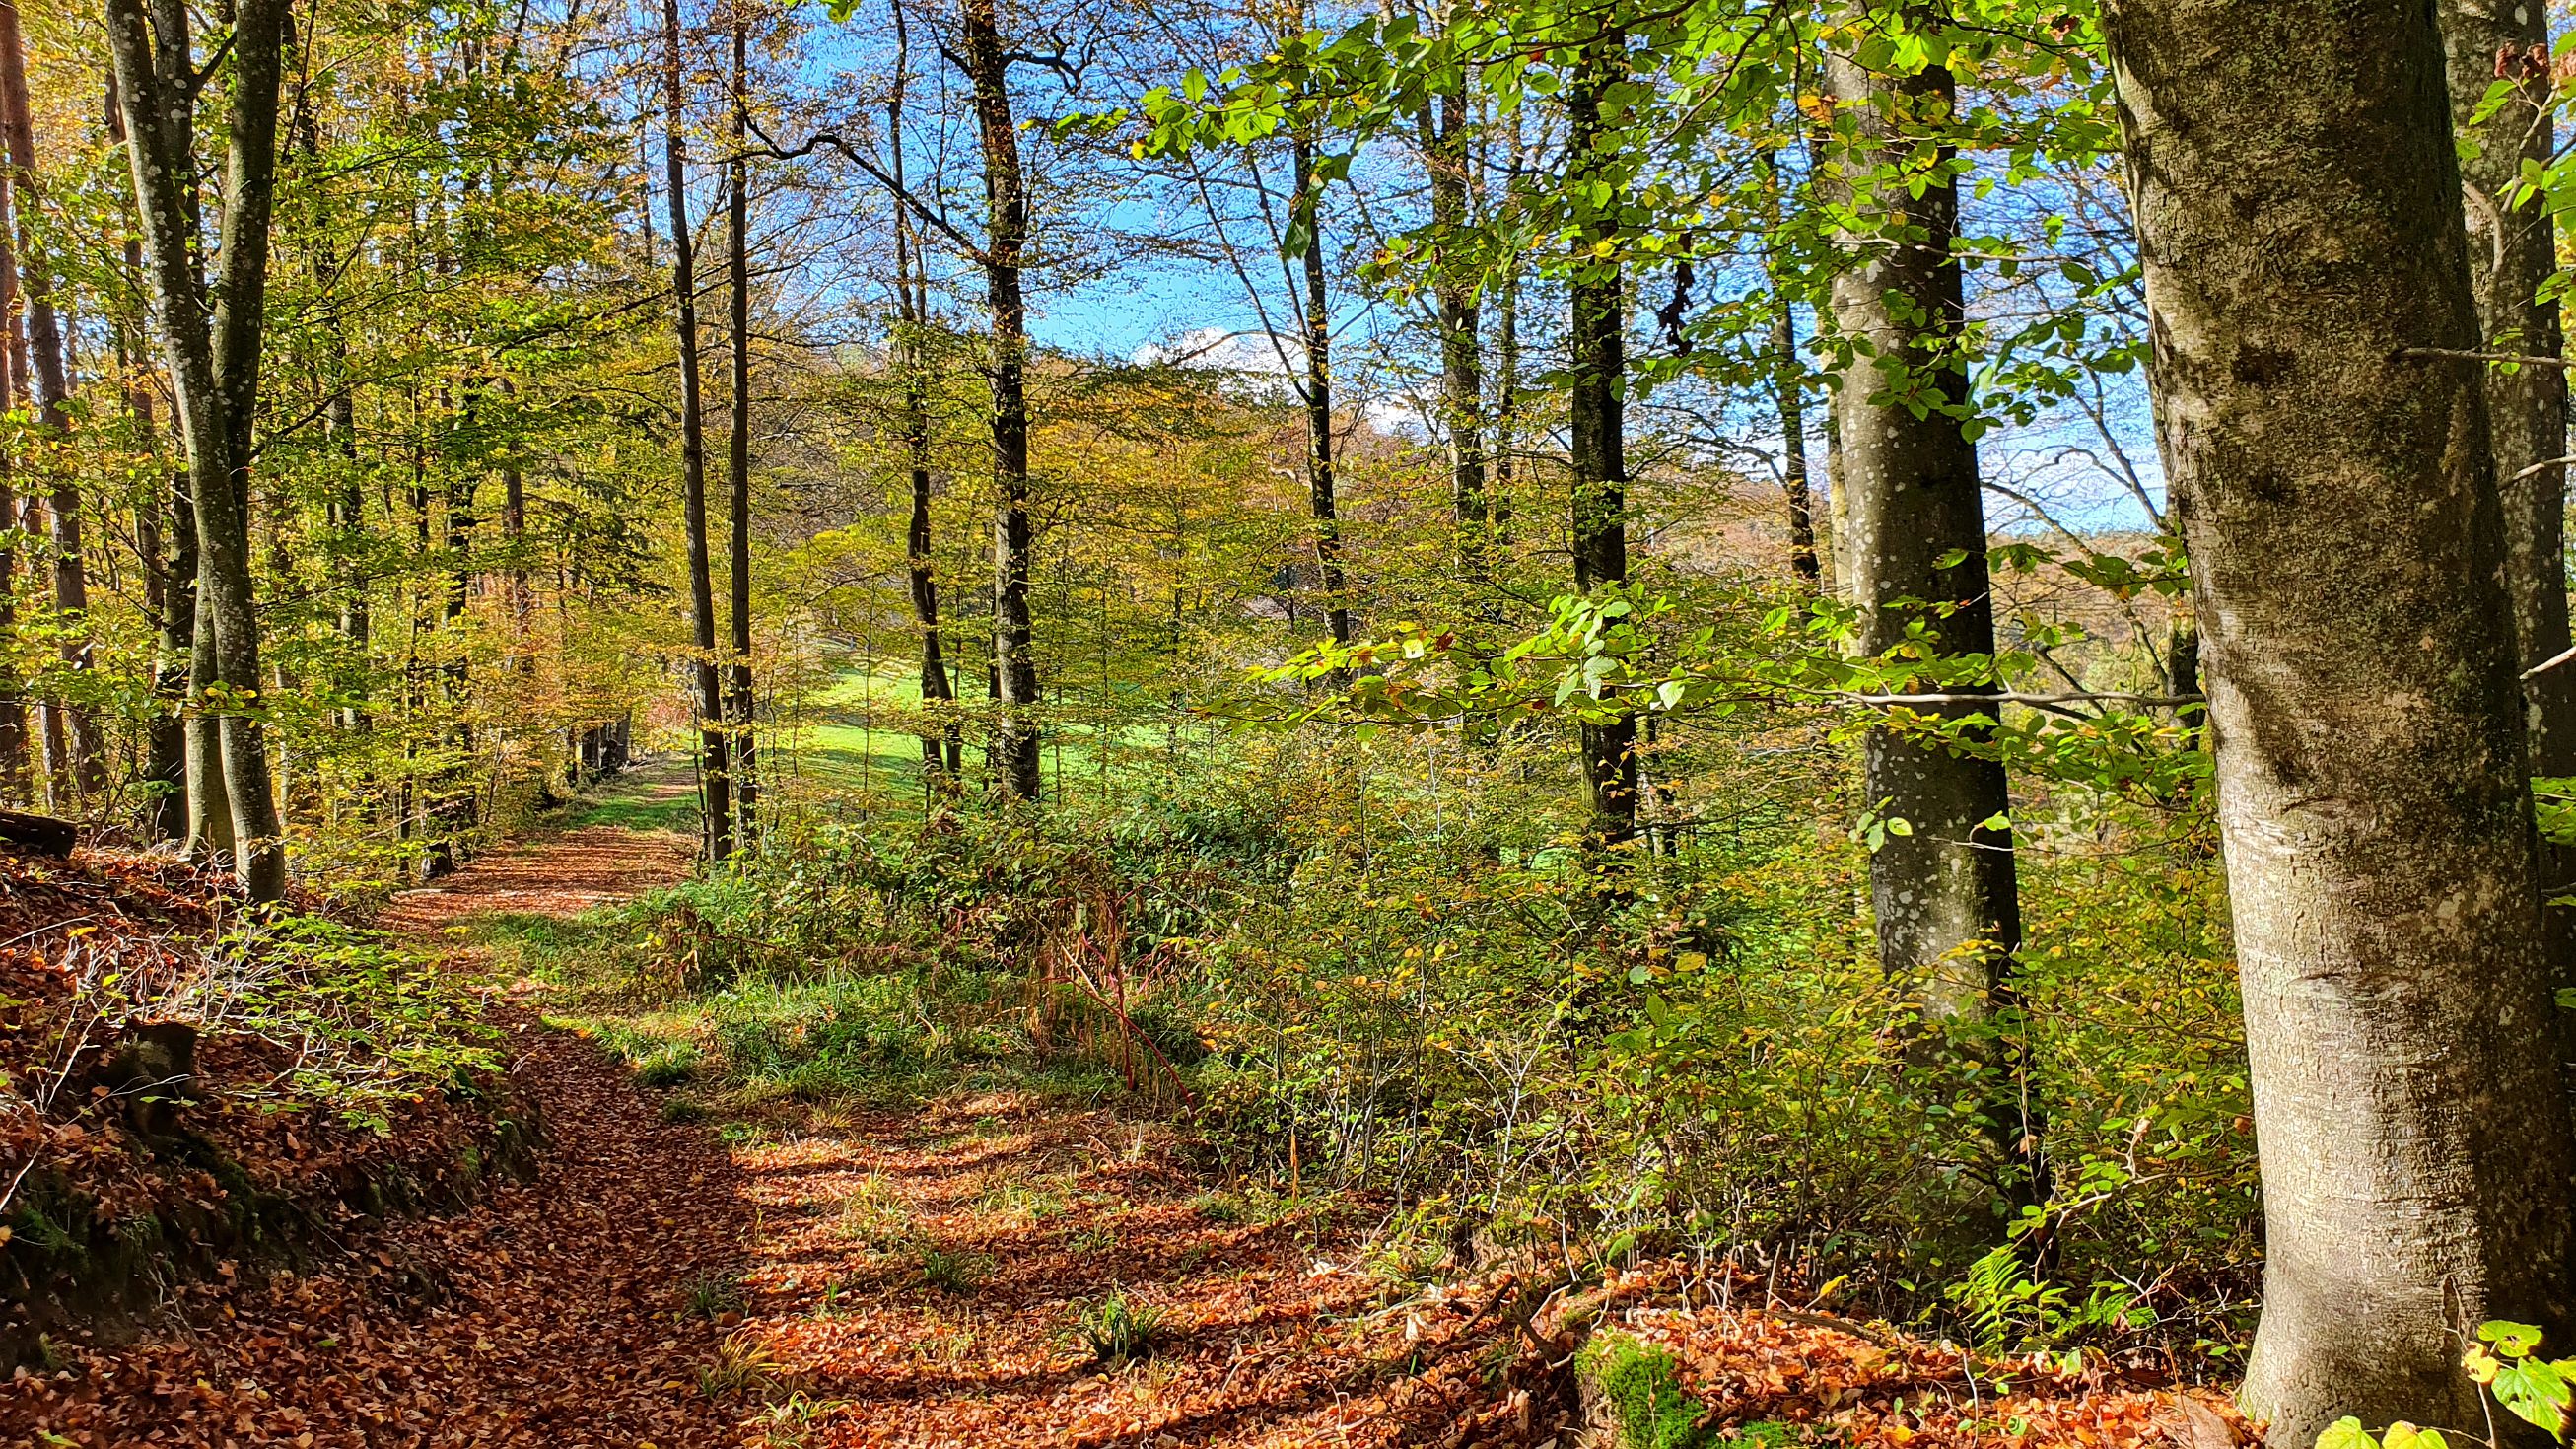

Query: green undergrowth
left=483, top=727, right=2258, bottom=1364
left=476, top=913, right=1144, bottom=1122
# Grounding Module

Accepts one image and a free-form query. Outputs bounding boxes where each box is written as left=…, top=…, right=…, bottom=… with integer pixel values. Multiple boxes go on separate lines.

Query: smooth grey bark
left=1824, top=11, right=2017, bottom=1022
left=106, top=0, right=288, bottom=898
left=726, top=17, right=758, bottom=846
left=2099, top=0, right=2576, bottom=1439
left=960, top=0, right=1040, bottom=801
left=0, top=3, right=104, bottom=801
left=2437, top=0, right=2576, bottom=1007
left=1566, top=34, right=1636, bottom=843
left=2440, top=0, right=2575, bottom=773
left=661, top=0, right=731, bottom=858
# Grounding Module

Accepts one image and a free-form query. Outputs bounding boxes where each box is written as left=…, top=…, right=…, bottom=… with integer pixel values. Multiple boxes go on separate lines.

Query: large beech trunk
left=2100, top=0, right=2576, bottom=1439
left=106, top=0, right=289, bottom=899
left=1823, top=14, right=2017, bottom=1023
left=961, top=0, right=1040, bottom=800
left=661, top=0, right=731, bottom=858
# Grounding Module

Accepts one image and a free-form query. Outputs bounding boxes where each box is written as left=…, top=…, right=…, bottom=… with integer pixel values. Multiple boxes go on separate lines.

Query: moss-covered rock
left=1576, top=1330, right=1719, bottom=1449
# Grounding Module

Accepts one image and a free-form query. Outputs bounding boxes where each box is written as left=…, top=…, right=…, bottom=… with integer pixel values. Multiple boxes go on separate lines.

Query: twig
left=2526, top=640, right=2576, bottom=680
left=1763, top=1306, right=1904, bottom=1350
left=2399, top=346, right=2576, bottom=368
left=1852, top=690, right=2204, bottom=708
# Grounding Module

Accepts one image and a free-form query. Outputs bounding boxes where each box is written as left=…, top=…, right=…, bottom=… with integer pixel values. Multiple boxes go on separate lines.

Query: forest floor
left=0, top=766, right=1528, bottom=1449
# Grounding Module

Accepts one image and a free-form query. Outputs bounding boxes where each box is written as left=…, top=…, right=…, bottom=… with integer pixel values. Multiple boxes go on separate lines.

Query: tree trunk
left=890, top=3, right=958, bottom=787
left=2100, top=0, right=2576, bottom=1439
left=184, top=586, right=231, bottom=858
left=661, top=0, right=731, bottom=858
left=1489, top=104, right=1523, bottom=537
left=293, top=82, right=372, bottom=736
left=1427, top=91, right=1485, bottom=565
left=960, top=0, right=1040, bottom=801
left=1289, top=129, right=1354, bottom=656
left=2442, top=0, right=2573, bottom=771
left=106, top=0, right=290, bottom=899
left=2438, top=0, right=2576, bottom=1003
left=1824, top=11, right=2018, bottom=1023
left=104, top=71, right=189, bottom=843
left=0, top=4, right=104, bottom=801
left=726, top=15, right=758, bottom=845
left=1566, top=34, right=1636, bottom=844
left=1763, top=148, right=1819, bottom=589
left=148, top=463, right=193, bottom=845
left=0, top=164, right=25, bottom=802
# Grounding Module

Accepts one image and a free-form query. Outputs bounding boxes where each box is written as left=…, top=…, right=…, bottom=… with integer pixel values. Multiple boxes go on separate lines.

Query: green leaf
left=2483, top=1322, right=2547, bottom=1358
left=2315, top=1418, right=2379, bottom=1449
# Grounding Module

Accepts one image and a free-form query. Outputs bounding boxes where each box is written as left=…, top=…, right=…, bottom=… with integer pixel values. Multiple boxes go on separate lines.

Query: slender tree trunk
left=2101, top=0, right=2576, bottom=1439
left=0, top=164, right=24, bottom=802
left=1289, top=128, right=1354, bottom=655
left=1566, top=34, right=1636, bottom=843
left=440, top=469, right=475, bottom=850
left=147, top=461, right=193, bottom=845
left=1825, top=9, right=2018, bottom=1017
left=1763, top=148, right=1819, bottom=588
left=1825, top=4, right=2037, bottom=1218
left=1427, top=91, right=1485, bottom=565
left=960, top=0, right=1040, bottom=800
left=890, top=1, right=958, bottom=786
left=2438, top=0, right=2576, bottom=993
left=104, top=70, right=189, bottom=842
left=726, top=15, right=758, bottom=844
left=292, top=74, right=371, bottom=735
left=107, top=0, right=290, bottom=898
left=661, top=0, right=731, bottom=857
left=1487, top=104, right=1525, bottom=542
left=0, top=3, right=104, bottom=801
left=184, top=586, right=232, bottom=857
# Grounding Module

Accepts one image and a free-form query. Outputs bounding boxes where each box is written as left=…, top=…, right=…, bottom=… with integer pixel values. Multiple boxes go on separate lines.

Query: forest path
left=6, top=768, right=1525, bottom=1449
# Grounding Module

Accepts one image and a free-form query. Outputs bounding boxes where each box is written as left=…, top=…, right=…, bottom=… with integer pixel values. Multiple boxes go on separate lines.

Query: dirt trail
left=3, top=768, right=1524, bottom=1448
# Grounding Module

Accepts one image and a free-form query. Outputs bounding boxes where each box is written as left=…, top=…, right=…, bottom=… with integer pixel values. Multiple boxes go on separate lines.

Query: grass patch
left=1075, top=1290, right=1167, bottom=1368
left=676, top=1271, right=747, bottom=1322
left=917, top=1246, right=989, bottom=1293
